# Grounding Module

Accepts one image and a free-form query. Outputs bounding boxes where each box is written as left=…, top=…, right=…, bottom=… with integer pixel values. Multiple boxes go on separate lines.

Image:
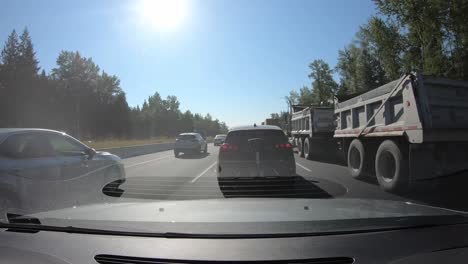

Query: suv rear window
left=225, top=130, right=287, bottom=151
left=177, top=134, right=196, bottom=140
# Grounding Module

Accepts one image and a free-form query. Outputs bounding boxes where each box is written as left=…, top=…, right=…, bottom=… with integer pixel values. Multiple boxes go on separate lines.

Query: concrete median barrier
left=97, top=142, right=174, bottom=159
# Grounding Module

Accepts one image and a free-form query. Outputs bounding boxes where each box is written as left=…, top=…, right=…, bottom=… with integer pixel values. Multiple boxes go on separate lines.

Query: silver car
left=0, top=128, right=125, bottom=218
left=174, top=133, right=208, bottom=157
left=213, top=134, right=227, bottom=146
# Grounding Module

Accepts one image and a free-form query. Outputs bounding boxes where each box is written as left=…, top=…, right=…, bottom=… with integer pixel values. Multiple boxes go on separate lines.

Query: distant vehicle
left=335, top=74, right=468, bottom=192
left=0, top=128, right=125, bottom=218
left=290, top=104, right=336, bottom=160
left=217, top=125, right=295, bottom=183
left=213, top=134, right=227, bottom=146
left=174, top=133, right=208, bottom=157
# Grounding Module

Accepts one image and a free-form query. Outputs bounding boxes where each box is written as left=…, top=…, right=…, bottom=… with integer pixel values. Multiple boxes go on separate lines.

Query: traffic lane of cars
left=108, top=144, right=220, bottom=200
left=110, top=145, right=349, bottom=200
left=122, top=143, right=218, bottom=177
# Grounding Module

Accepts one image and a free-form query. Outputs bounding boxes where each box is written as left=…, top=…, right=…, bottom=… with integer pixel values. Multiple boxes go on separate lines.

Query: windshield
left=1, top=0, right=468, bottom=235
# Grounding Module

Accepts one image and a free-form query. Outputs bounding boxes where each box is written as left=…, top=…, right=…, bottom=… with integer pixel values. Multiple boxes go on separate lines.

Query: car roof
left=0, top=128, right=66, bottom=144
left=0, top=128, right=64, bottom=135
left=228, top=125, right=282, bottom=132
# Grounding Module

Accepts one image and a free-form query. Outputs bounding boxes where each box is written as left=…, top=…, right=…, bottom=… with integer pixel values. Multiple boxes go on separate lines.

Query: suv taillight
left=275, top=143, right=292, bottom=149
left=220, top=143, right=239, bottom=152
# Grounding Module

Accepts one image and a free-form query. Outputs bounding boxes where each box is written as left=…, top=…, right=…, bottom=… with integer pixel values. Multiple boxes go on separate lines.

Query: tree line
left=282, top=0, right=468, bottom=109
left=0, top=28, right=228, bottom=139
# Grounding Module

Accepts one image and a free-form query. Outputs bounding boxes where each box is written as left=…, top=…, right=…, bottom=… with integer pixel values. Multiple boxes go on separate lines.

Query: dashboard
left=1, top=223, right=468, bottom=263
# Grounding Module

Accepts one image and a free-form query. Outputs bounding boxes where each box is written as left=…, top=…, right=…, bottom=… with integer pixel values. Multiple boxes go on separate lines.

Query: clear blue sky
left=0, top=0, right=377, bottom=127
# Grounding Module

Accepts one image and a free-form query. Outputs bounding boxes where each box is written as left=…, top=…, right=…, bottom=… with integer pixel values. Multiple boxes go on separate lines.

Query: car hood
left=20, top=198, right=468, bottom=235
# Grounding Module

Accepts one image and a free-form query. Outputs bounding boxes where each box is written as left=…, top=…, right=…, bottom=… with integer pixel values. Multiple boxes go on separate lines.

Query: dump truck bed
left=334, top=74, right=468, bottom=143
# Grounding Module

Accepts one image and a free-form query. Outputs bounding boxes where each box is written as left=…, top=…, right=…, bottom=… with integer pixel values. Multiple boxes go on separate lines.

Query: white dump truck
left=290, top=105, right=336, bottom=159
left=334, top=73, right=468, bottom=192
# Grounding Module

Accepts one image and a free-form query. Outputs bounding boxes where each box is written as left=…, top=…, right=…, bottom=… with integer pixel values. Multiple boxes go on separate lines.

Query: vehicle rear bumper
left=174, top=146, right=200, bottom=152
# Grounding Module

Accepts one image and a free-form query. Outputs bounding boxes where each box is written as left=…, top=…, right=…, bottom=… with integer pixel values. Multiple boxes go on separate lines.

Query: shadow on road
left=102, top=174, right=348, bottom=201
left=306, top=155, right=346, bottom=166
left=176, top=152, right=210, bottom=159
left=343, top=170, right=468, bottom=212
left=294, top=150, right=346, bottom=166
left=400, top=172, right=468, bottom=212
left=218, top=176, right=343, bottom=199
left=103, top=176, right=197, bottom=200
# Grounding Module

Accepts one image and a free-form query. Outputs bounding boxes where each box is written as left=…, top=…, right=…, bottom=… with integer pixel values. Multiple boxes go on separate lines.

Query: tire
left=375, top=140, right=409, bottom=193
left=304, top=138, right=312, bottom=160
left=174, top=150, right=179, bottom=157
left=203, top=144, right=208, bottom=153
left=298, top=138, right=305, bottom=158
left=347, top=139, right=366, bottom=178
left=103, top=167, right=125, bottom=199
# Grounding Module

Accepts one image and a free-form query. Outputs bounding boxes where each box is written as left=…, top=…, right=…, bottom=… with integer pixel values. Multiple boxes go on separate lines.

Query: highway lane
left=109, top=143, right=468, bottom=211
left=113, top=144, right=403, bottom=202
left=118, top=144, right=221, bottom=200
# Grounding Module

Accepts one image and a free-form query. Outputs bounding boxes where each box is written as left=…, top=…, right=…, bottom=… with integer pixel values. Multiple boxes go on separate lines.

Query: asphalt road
left=112, top=144, right=468, bottom=211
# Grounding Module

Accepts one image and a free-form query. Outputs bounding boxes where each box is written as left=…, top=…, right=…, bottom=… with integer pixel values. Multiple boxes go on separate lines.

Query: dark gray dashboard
left=1, top=223, right=468, bottom=263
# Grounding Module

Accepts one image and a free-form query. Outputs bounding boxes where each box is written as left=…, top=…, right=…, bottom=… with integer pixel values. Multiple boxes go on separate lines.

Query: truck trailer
left=290, top=105, right=336, bottom=160
left=334, top=73, right=468, bottom=192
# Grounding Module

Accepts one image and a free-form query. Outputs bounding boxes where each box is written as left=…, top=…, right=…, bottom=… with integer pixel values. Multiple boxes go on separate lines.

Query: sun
left=137, top=0, right=188, bottom=32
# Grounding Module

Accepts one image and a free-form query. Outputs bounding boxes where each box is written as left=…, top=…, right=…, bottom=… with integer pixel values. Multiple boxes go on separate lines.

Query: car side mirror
left=85, top=148, right=96, bottom=159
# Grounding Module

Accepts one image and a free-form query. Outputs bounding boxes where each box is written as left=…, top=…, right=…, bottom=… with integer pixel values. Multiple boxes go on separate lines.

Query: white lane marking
left=124, top=155, right=172, bottom=169
left=296, top=162, right=312, bottom=172
left=191, top=162, right=217, bottom=183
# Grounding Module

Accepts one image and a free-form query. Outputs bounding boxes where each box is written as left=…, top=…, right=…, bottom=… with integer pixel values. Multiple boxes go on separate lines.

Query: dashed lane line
left=124, top=155, right=173, bottom=169
left=296, top=162, right=312, bottom=172
left=191, top=162, right=217, bottom=183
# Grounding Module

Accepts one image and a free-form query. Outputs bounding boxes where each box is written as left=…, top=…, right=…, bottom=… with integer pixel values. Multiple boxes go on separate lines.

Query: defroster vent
left=94, top=254, right=354, bottom=264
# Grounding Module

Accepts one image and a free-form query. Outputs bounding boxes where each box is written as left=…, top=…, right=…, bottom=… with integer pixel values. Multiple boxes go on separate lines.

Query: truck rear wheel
left=375, top=140, right=409, bottom=193
left=347, top=139, right=366, bottom=178
left=298, top=138, right=305, bottom=157
left=304, top=138, right=312, bottom=160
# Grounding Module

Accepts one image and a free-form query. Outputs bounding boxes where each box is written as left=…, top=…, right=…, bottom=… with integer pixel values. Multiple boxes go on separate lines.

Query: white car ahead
left=213, top=134, right=227, bottom=146
left=0, top=128, right=125, bottom=219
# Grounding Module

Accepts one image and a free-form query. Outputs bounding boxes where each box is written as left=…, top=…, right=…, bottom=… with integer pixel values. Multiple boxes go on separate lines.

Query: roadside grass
left=86, top=137, right=175, bottom=149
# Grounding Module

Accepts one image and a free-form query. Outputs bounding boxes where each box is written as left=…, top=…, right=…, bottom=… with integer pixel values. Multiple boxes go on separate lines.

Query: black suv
left=217, top=125, right=296, bottom=179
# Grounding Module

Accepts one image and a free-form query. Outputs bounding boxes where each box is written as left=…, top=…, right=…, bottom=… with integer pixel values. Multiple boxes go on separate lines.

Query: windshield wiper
left=2, top=220, right=468, bottom=239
